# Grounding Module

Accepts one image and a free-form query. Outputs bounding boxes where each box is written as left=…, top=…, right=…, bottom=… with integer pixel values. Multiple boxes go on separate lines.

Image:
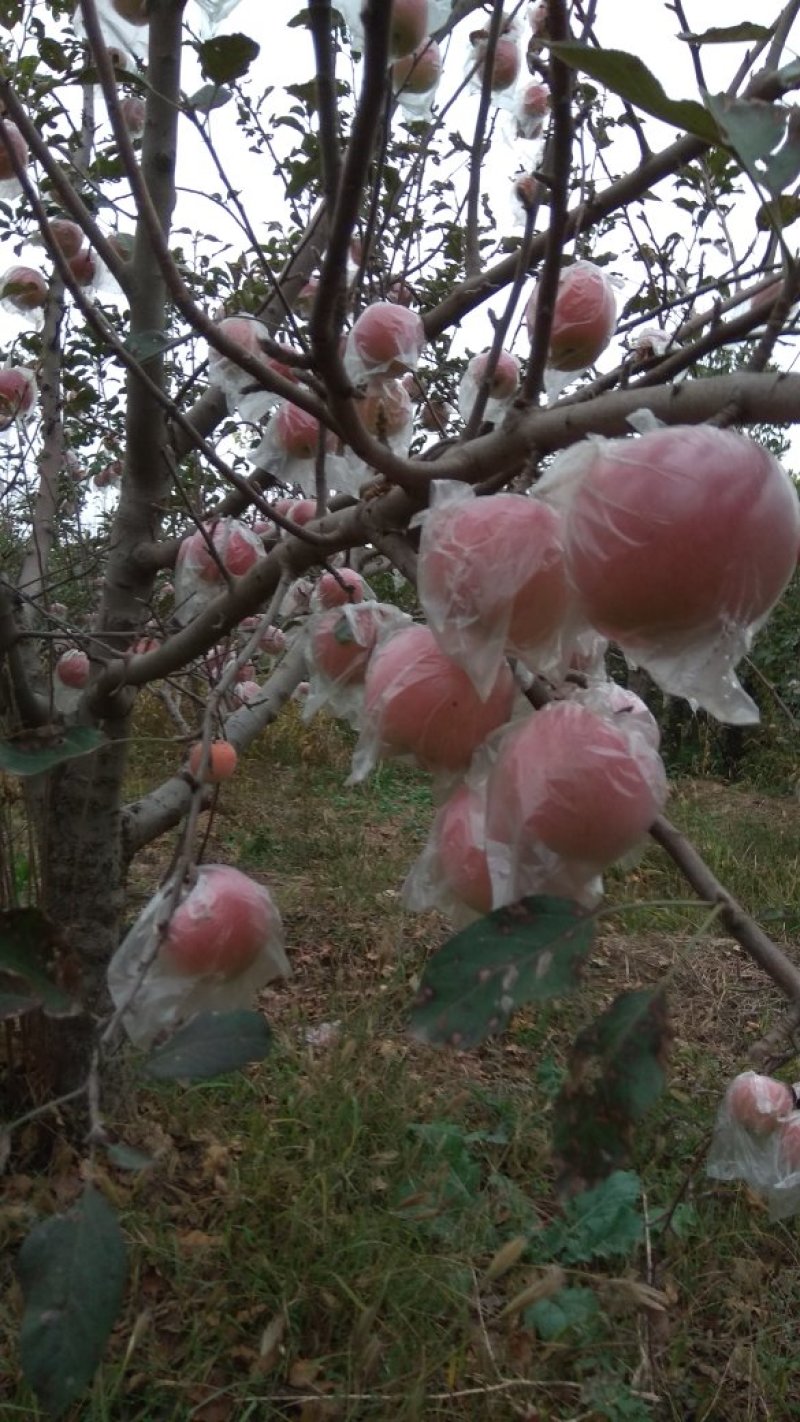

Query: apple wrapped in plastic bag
left=417, top=481, right=574, bottom=699
left=173, top=519, right=265, bottom=626
left=707, top=1071, right=800, bottom=1220
left=537, top=426, right=800, bottom=724
left=392, top=37, right=443, bottom=118
left=526, top=260, right=617, bottom=383
left=340, top=0, right=449, bottom=58
left=484, top=700, right=667, bottom=908
left=107, top=864, right=290, bottom=1048
left=457, top=349, right=520, bottom=425
left=344, top=301, right=426, bottom=384
left=350, top=623, right=515, bottom=782
left=304, top=601, right=411, bottom=729
left=207, top=317, right=302, bottom=422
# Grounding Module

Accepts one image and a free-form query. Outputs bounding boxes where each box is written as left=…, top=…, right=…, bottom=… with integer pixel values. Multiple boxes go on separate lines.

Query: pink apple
left=363, top=624, right=515, bottom=772
left=436, top=783, right=493, bottom=914
left=48, top=218, right=85, bottom=259
left=0, top=121, right=28, bottom=182
left=1, top=266, right=47, bottom=312
left=56, top=648, right=90, bottom=688
left=727, top=1073, right=794, bottom=1137
left=272, top=401, right=333, bottom=460
left=259, top=625, right=287, bottom=655
left=158, top=865, right=278, bottom=979
left=119, top=95, right=146, bottom=137
left=562, top=427, right=800, bottom=645
left=527, top=260, right=617, bottom=371
left=0, top=368, right=36, bottom=429
left=392, top=38, right=442, bottom=94
left=312, top=604, right=389, bottom=684
left=467, top=349, right=520, bottom=401
left=486, top=701, right=667, bottom=867
left=348, top=302, right=425, bottom=377
left=287, top=499, right=318, bottom=528
left=358, top=380, right=412, bottom=437
left=317, top=568, right=366, bottom=608
left=389, top=0, right=429, bottom=58
left=419, top=493, right=570, bottom=661
left=473, top=34, right=520, bottom=91
left=68, top=249, right=97, bottom=287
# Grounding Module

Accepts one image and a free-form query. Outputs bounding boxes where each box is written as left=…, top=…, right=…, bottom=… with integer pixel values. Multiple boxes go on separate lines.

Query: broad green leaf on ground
left=542, top=1171, right=644, bottom=1264
left=0, top=727, right=104, bottom=778
left=17, top=1186, right=127, bottom=1418
left=142, top=1009, right=272, bottom=1080
left=410, top=896, right=594, bottom=1049
left=680, top=24, right=772, bottom=44
left=198, top=33, right=259, bottom=84
left=0, top=908, right=72, bottom=1014
left=704, top=94, right=800, bottom=198
left=553, top=990, right=670, bottom=1187
left=548, top=43, right=720, bottom=143
left=526, top=1284, right=601, bottom=1340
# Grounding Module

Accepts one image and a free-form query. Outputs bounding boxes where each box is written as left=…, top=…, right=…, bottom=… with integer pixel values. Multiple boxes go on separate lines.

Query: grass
left=2, top=703, right=800, bottom=1419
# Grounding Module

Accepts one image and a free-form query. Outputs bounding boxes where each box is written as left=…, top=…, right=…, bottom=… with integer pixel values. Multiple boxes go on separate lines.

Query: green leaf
left=526, top=1284, right=601, bottom=1340
left=0, top=727, right=105, bottom=778
left=143, top=1009, right=272, bottom=1081
left=39, top=36, right=69, bottom=70
left=124, top=329, right=173, bottom=361
left=0, top=0, right=22, bottom=26
left=410, top=896, right=594, bottom=1049
left=553, top=990, right=669, bottom=1187
left=18, top=1185, right=127, bottom=1418
left=0, top=909, right=72, bottom=1014
left=680, top=23, right=772, bottom=44
left=543, top=1171, right=643, bottom=1264
left=198, top=33, right=260, bottom=85
left=757, top=194, right=800, bottom=232
left=548, top=42, right=720, bottom=143
left=704, top=93, right=800, bottom=198
left=104, top=1142, right=155, bottom=1172
left=186, top=83, right=233, bottom=114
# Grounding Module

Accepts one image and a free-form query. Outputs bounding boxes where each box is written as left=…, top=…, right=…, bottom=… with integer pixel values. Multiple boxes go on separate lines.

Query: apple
left=119, top=95, right=146, bottom=137
left=56, top=648, right=90, bottom=688
left=421, top=398, right=452, bottom=432
left=347, top=301, right=426, bottom=377
left=188, top=740, right=238, bottom=783
left=419, top=493, right=570, bottom=665
left=287, top=499, right=318, bottom=528
left=111, top=0, right=149, bottom=24
left=467, top=349, right=520, bottom=400
left=158, top=864, right=278, bottom=979
left=778, top=1114, right=800, bottom=1172
left=561, top=427, right=800, bottom=645
left=317, top=568, right=366, bottom=608
left=259, top=625, right=287, bottom=655
left=363, top=624, right=515, bottom=772
left=387, top=279, right=415, bottom=306
left=358, top=380, right=412, bottom=438
left=1, top=266, right=47, bottom=312
left=233, top=680, right=261, bottom=706
left=296, top=278, right=319, bottom=314
left=436, top=783, right=493, bottom=914
left=486, top=701, right=667, bottom=867
left=48, top=218, right=85, bottom=259
left=727, top=1073, right=794, bottom=1137
left=311, top=604, right=389, bottom=684
left=94, top=461, right=122, bottom=489
left=521, top=82, right=550, bottom=118
left=68, top=249, right=97, bottom=287
left=584, top=683, right=661, bottom=751
left=473, top=34, right=520, bottom=91
left=389, top=0, right=429, bottom=57
left=0, top=368, right=36, bottom=429
left=0, top=121, right=28, bottom=182
left=392, top=38, right=442, bottom=94
left=527, top=260, right=617, bottom=371
left=272, top=401, right=333, bottom=460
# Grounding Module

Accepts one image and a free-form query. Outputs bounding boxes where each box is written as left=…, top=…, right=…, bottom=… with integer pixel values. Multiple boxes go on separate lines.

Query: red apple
left=358, top=380, right=412, bottom=437
left=473, top=34, right=520, bottom=91
left=287, top=499, right=318, bottom=528
left=727, top=1073, right=794, bottom=1137
left=562, top=427, right=800, bottom=646
left=436, top=783, right=493, bottom=914
left=259, top=625, right=287, bottom=655
left=1, top=266, right=47, bottom=312
left=348, top=301, right=425, bottom=377
left=0, top=368, right=36, bottom=429
left=119, top=95, right=146, bottom=137
left=56, top=648, right=90, bottom=688
left=419, top=493, right=570, bottom=663
left=312, top=604, right=389, bottom=684
left=48, top=218, right=85, bottom=259
left=317, top=568, right=366, bottom=608
left=188, top=740, right=238, bottom=783
left=527, top=260, right=617, bottom=371
left=486, top=701, right=667, bottom=867
left=363, top=624, right=515, bottom=772
left=392, top=38, right=442, bottom=94
left=68, top=249, right=97, bottom=287
left=467, top=349, right=520, bottom=400
left=272, top=401, right=332, bottom=460
left=389, top=0, right=429, bottom=57
left=0, top=121, right=28, bottom=182
left=158, top=864, right=278, bottom=979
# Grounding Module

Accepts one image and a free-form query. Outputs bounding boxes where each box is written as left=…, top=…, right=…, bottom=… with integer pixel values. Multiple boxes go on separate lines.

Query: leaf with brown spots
left=553, top=988, right=671, bottom=1190
left=409, top=896, right=594, bottom=1049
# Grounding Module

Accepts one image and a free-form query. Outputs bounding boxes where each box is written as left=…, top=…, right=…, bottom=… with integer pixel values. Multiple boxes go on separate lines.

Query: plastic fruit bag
left=107, top=864, right=290, bottom=1048
left=707, top=1071, right=800, bottom=1220
left=304, top=602, right=411, bottom=729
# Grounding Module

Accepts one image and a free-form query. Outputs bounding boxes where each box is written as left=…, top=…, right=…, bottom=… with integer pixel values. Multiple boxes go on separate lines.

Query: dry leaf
left=484, top=1234, right=528, bottom=1282
left=497, top=1264, right=566, bottom=1320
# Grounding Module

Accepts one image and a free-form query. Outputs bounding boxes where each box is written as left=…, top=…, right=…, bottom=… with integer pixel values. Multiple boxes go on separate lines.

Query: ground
left=2, top=704, right=800, bottom=1420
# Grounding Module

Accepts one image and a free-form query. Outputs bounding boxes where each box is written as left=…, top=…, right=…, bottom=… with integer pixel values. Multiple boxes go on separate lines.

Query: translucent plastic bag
left=526, top=260, right=617, bottom=375
left=457, top=350, right=520, bottom=425
left=537, top=427, right=800, bottom=724
left=417, top=481, right=574, bottom=699
left=392, top=38, right=443, bottom=117
left=349, top=622, right=516, bottom=782
left=340, top=0, right=449, bottom=58
left=344, top=302, right=426, bottom=384
left=107, top=863, right=290, bottom=1048
left=173, top=519, right=265, bottom=626
left=304, top=602, right=411, bottom=729
left=707, top=1072, right=800, bottom=1220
